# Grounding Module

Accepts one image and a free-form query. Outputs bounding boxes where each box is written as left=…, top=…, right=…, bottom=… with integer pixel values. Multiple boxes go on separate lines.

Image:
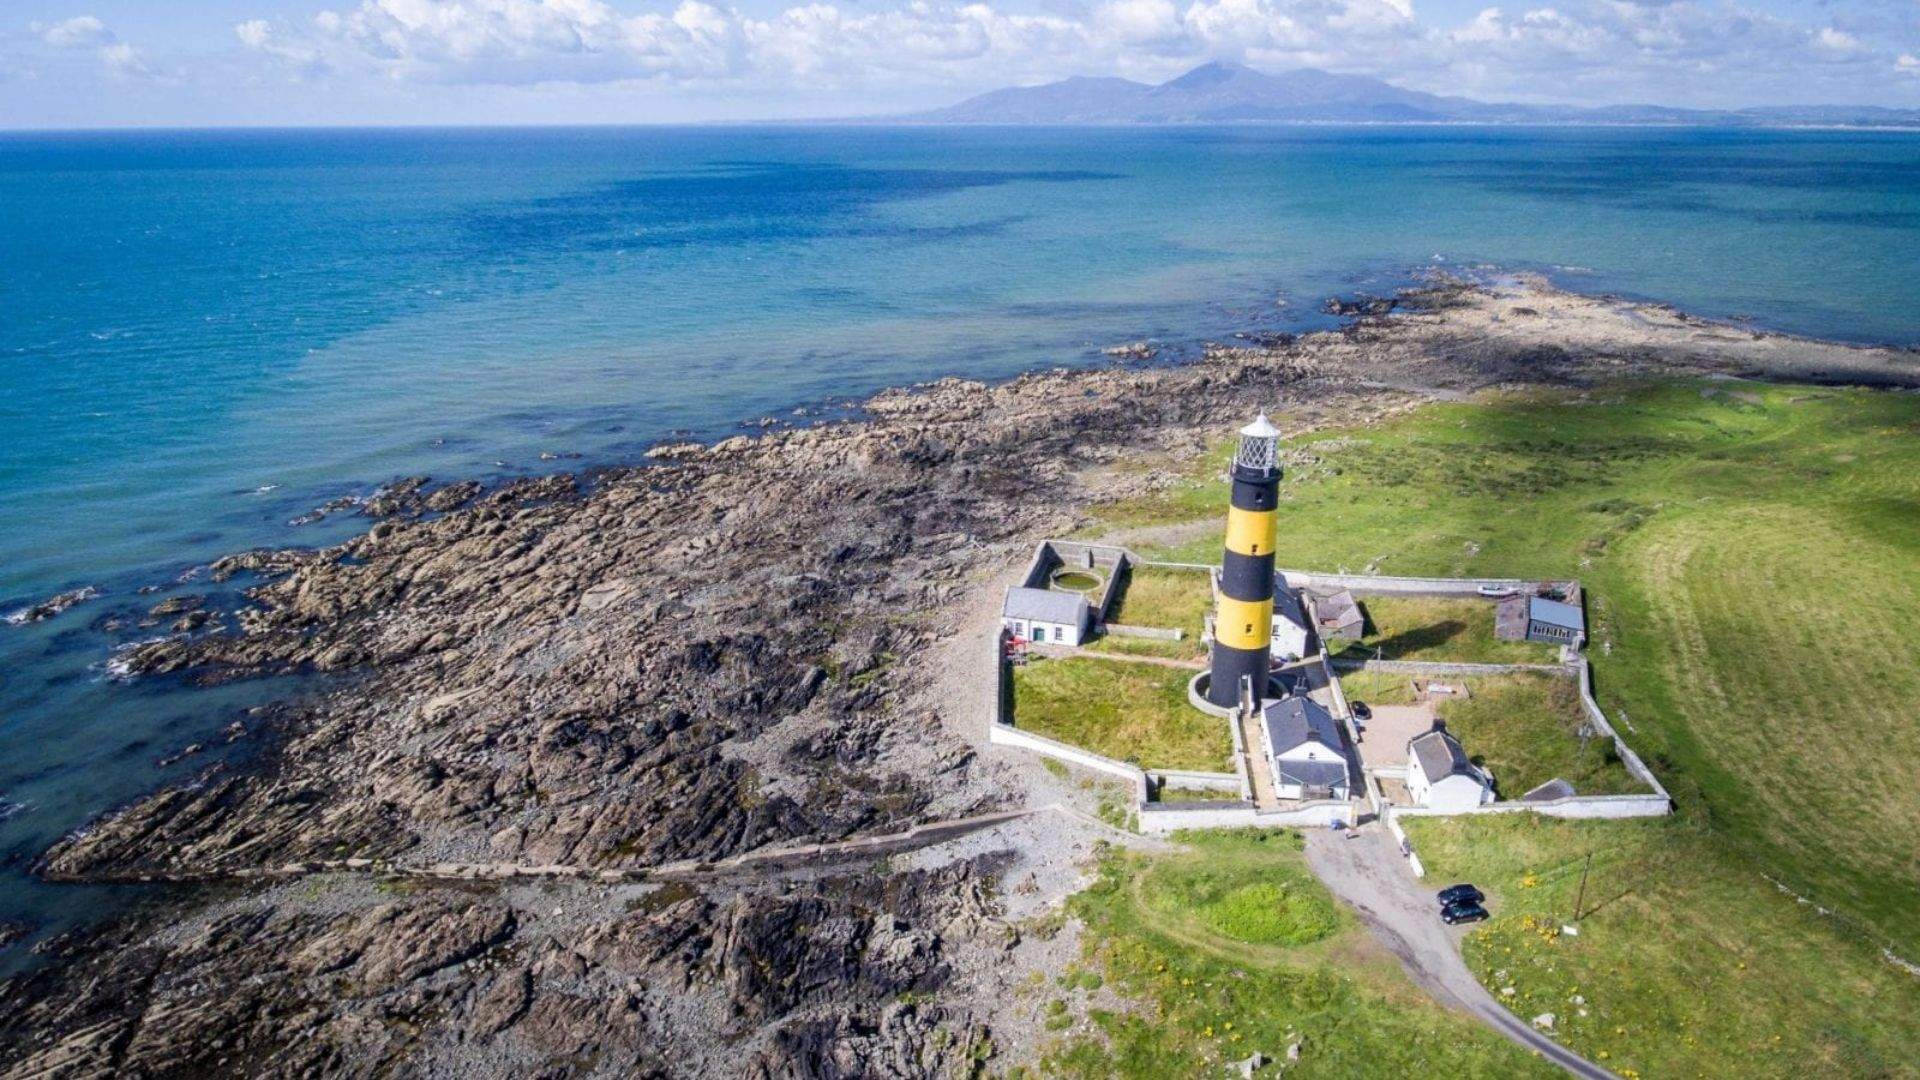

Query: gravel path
left=1304, top=827, right=1616, bottom=1080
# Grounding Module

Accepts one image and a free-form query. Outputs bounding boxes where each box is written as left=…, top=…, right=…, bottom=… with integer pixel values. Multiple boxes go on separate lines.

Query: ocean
left=1, top=123, right=1916, bottom=945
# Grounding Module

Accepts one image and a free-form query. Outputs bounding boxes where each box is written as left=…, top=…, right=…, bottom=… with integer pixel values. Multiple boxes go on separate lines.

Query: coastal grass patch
left=1332, top=595, right=1560, bottom=665
left=1085, top=378, right=1920, bottom=952
left=1010, top=655, right=1230, bottom=772
left=1038, top=830, right=1549, bottom=1078
left=1437, top=674, right=1641, bottom=797
left=1087, top=565, right=1211, bottom=661
left=1404, top=814, right=1920, bottom=1080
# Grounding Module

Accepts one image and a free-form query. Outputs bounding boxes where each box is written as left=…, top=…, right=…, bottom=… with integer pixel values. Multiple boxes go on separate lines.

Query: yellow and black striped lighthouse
left=1207, top=413, right=1283, bottom=709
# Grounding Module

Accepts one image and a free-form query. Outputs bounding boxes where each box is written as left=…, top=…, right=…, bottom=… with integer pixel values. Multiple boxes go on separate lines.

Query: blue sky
left=3, top=0, right=1918, bottom=127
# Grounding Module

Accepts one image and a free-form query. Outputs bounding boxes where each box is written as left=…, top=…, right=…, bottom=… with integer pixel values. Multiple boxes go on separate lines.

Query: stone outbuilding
left=1260, top=697, right=1352, bottom=801
left=1002, top=587, right=1091, bottom=646
left=1406, top=727, right=1494, bottom=811
left=1523, top=596, right=1584, bottom=646
left=1313, top=589, right=1365, bottom=641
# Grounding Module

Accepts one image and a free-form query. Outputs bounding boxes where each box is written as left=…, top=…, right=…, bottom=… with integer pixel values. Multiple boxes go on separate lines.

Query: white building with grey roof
left=1002, top=587, right=1091, bottom=647
left=1406, top=727, right=1494, bottom=811
left=1258, top=696, right=1352, bottom=801
left=1270, top=583, right=1312, bottom=662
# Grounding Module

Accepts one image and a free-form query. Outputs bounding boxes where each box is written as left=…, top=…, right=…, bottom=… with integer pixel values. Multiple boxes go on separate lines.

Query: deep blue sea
left=2, top=124, right=1917, bottom=946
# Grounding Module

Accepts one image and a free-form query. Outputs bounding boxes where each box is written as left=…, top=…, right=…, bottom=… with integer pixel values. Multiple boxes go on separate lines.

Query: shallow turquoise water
left=1, top=124, right=1916, bottom=942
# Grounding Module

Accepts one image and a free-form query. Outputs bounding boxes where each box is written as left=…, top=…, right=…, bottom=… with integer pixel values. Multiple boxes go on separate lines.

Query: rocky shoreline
left=4, top=275, right=1914, bottom=1077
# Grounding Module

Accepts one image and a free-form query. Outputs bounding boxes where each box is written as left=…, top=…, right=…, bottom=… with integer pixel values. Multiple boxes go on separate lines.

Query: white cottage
left=1270, top=584, right=1312, bottom=662
left=1002, top=587, right=1091, bottom=647
left=1259, top=697, right=1351, bottom=801
left=1406, top=728, right=1494, bottom=811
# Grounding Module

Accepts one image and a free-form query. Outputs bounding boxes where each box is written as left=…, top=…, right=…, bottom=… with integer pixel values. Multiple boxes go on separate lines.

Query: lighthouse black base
left=1206, top=642, right=1271, bottom=708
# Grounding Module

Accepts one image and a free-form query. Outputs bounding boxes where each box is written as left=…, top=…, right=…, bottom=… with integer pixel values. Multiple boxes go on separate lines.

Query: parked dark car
left=1441, top=901, right=1490, bottom=925
left=1437, top=883, right=1484, bottom=907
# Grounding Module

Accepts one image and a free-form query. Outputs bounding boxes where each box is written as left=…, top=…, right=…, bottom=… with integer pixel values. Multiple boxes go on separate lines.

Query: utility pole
left=1574, top=851, right=1593, bottom=921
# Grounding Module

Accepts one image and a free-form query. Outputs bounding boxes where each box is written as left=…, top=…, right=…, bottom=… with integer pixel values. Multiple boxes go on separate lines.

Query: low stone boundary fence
left=1281, top=570, right=1560, bottom=597
left=987, top=721, right=1154, bottom=804
left=1104, top=623, right=1184, bottom=641
left=1573, top=656, right=1673, bottom=803
left=1394, top=794, right=1671, bottom=823
left=1139, top=799, right=1355, bottom=835
left=1155, top=769, right=1242, bottom=792
left=1384, top=813, right=1426, bottom=878
left=1330, top=657, right=1567, bottom=676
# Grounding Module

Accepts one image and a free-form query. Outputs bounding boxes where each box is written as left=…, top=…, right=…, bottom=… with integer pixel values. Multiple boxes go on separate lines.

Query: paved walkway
left=1303, top=827, right=1616, bottom=1080
left=1237, top=711, right=1279, bottom=809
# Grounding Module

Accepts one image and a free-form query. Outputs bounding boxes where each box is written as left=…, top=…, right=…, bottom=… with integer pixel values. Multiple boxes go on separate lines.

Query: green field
left=1406, top=815, right=1920, bottom=1079
left=1068, top=378, right=1920, bottom=1072
left=1086, top=565, right=1211, bottom=660
left=1332, top=595, right=1561, bottom=665
left=1011, top=655, right=1231, bottom=772
left=1437, top=674, right=1641, bottom=797
left=1037, top=831, right=1550, bottom=1078
left=1094, top=379, right=1920, bottom=951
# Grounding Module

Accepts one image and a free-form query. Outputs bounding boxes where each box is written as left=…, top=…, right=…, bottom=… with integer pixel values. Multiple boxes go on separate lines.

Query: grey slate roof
left=1528, top=596, right=1584, bottom=632
left=1409, top=728, right=1479, bottom=782
left=1315, top=589, right=1364, bottom=630
left=1262, top=696, right=1342, bottom=755
left=1002, top=586, right=1088, bottom=626
left=1276, top=759, right=1350, bottom=790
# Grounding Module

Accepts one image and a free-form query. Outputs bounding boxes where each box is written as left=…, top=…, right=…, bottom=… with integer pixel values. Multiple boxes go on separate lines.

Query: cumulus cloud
left=227, top=0, right=1920, bottom=106
left=36, top=15, right=116, bottom=49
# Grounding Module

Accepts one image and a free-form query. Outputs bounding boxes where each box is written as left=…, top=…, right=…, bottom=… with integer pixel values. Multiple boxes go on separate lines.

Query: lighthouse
left=1207, top=413, right=1282, bottom=709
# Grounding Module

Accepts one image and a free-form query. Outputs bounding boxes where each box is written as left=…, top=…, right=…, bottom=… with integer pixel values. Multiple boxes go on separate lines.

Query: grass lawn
left=1332, top=595, right=1561, bottom=665
left=1331, top=668, right=1419, bottom=706
left=1087, top=378, right=1920, bottom=954
left=1405, top=815, right=1920, bottom=1079
left=1438, top=674, right=1642, bottom=797
left=1011, top=655, right=1231, bottom=772
left=1087, top=565, right=1211, bottom=661
left=1034, top=831, right=1550, bottom=1078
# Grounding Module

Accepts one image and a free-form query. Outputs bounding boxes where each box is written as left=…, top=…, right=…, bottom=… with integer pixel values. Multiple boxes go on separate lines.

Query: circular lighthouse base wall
left=1187, top=673, right=1287, bottom=718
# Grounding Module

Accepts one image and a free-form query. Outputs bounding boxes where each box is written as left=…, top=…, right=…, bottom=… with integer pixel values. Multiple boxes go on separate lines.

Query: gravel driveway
left=1304, top=827, right=1616, bottom=1080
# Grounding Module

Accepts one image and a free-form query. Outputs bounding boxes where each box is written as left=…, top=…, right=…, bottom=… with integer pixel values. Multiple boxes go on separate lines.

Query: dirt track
left=1304, top=827, right=1616, bottom=1080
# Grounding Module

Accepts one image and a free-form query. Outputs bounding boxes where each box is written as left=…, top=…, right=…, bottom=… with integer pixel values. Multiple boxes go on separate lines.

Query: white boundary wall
left=987, top=722, right=1153, bottom=803
left=1573, top=656, right=1673, bottom=803
left=1393, top=794, right=1671, bottom=822
left=1385, top=813, right=1426, bottom=878
left=1139, top=800, right=1355, bottom=834
left=1280, top=570, right=1562, bottom=597
left=1332, top=657, right=1565, bottom=676
left=1155, top=769, right=1242, bottom=792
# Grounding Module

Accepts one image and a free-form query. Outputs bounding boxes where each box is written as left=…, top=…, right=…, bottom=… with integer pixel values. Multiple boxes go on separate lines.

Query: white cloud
left=37, top=15, right=116, bottom=49
left=98, top=42, right=154, bottom=78
left=1817, top=27, right=1861, bottom=53
left=1900, top=53, right=1920, bottom=76
left=226, top=0, right=1920, bottom=107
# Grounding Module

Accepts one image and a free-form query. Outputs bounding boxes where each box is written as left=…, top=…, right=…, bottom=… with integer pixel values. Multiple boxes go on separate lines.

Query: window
left=1052, top=625, right=1065, bottom=642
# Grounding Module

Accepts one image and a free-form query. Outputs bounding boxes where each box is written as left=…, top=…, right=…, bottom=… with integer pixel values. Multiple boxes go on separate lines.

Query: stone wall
left=1104, top=623, right=1184, bottom=641
left=1573, top=656, right=1673, bottom=804
left=1137, top=799, right=1354, bottom=835
left=986, top=721, right=1153, bottom=803
left=1330, top=657, right=1566, bottom=676
left=1282, top=570, right=1569, bottom=597
left=1392, top=794, right=1671, bottom=822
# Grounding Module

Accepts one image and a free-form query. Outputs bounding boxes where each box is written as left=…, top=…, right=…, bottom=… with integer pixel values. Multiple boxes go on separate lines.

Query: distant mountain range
left=903, top=61, right=1920, bottom=128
